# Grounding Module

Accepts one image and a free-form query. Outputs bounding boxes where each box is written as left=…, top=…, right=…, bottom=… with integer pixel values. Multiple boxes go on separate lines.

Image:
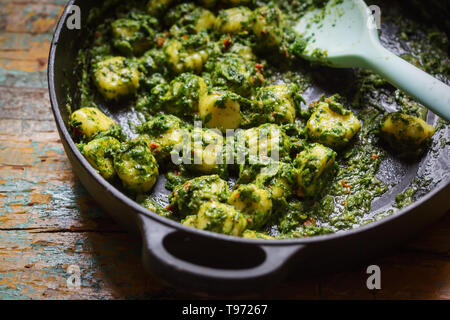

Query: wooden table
left=0, top=0, right=449, bottom=300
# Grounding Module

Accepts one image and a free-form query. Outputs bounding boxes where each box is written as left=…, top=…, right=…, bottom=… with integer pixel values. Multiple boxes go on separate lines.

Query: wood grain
left=0, top=0, right=448, bottom=300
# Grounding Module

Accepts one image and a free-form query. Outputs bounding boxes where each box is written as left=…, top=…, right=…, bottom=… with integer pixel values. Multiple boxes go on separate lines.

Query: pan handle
left=137, top=214, right=304, bottom=293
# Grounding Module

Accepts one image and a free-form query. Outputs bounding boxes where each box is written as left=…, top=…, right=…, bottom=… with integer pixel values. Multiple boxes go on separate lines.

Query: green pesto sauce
left=70, top=0, right=449, bottom=239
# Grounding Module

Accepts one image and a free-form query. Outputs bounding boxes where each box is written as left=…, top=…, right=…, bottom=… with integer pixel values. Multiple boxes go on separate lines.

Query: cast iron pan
left=48, top=0, right=450, bottom=294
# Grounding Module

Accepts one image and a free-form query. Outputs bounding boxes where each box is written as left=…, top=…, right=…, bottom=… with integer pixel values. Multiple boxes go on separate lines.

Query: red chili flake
left=174, top=170, right=180, bottom=176
left=222, top=36, right=232, bottom=51
left=164, top=31, right=169, bottom=37
left=182, top=34, right=188, bottom=40
left=184, top=182, right=192, bottom=191
left=255, top=63, right=264, bottom=71
left=234, top=192, right=240, bottom=198
left=267, top=185, right=271, bottom=189
left=283, top=45, right=289, bottom=58
left=303, top=218, right=316, bottom=226
left=261, top=29, right=268, bottom=35
left=341, top=180, right=351, bottom=188
left=165, top=204, right=176, bottom=211
left=156, top=36, right=165, bottom=46
left=150, top=142, right=160, bottom=150
left=341, top=200, right=347, bottom=206
left=371, top=154, right=378, bottom=160
left=258, top=72, right=265, bottom=83
left=272, top=111, right=277, bottom=117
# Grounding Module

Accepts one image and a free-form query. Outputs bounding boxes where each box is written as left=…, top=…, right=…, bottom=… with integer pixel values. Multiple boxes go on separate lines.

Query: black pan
left=48, top=0, right=450, bottom=294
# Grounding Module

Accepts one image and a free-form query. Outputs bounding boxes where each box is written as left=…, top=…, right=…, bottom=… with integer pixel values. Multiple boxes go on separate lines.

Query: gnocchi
left=114, top=140, right=159, bottom=193
left=380, top=112, right=435, bottom=152
left=199, top=90, right=242, bottom=132
left=71, top=107, right=116, bottom=140
left=293, top=143, right=336, bottom=197
left=92, top=57, right=140, bottom=100
left=307, top=96, right=361, bottom=149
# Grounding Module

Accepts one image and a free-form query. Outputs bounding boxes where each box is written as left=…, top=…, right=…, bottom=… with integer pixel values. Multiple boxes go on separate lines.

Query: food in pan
left=69, top=0, right=448, bottom=239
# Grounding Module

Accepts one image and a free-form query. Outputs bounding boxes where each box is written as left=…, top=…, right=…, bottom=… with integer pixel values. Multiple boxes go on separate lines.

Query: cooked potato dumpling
left=307, top=97, right=361, bottom=149
left=71, top=107, right=116, bottom=140
left=166, top=73, right=207, bottom=115
left=183, top=201, right=247, bottom=236
left=82, top=136, right=120, bottom=180
left=111, top=16, right=157, bottom=56
left=170, top=175, right=229, bottom=216
left=181, top=215, right=198, bottom=228
left=227, top=43, right=256, bottom=61
left=254, top=84, right=298, bottom=125
left=215, top=7, right=253, bottom=34
left=164, top=39, right=209, bottom=74
left=237, top=123, right=291, bottom=163
left=137, top=114, right=185, bottom=161
left=253, top=5, right=284, bottom=47
left=195, top=9, right=216, bottom=31
left=199, top=90, right=242, bottom=132
left=228, top=184, right=272, bottom=229
left=147, top=0, right=173, bottom=16
left=114, top=140, right=159, bottom=193
left=255, top=161, right=294, bottom=200
left=93, top=57, right=140, bottom=100
left=167, top=3, right=216, bottom=33
left=242, top=229, right=275, bottom=240
left=189, top=128, right=226, bottom=175
left=207, top=53, right=261, bottom=97
left=145, top=73, right=207, bottom=116
left=380, top=112, right=435, bottom=151
left=293, top=143, right=336, bottom=197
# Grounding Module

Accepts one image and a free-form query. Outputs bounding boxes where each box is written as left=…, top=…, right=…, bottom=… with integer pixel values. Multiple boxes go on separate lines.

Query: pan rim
left=48, top=0, right=450, bottom=246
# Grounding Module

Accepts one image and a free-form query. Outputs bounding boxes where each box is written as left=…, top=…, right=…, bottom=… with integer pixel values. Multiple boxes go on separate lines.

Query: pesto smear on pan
left=68, top=0, right=449, bottom=239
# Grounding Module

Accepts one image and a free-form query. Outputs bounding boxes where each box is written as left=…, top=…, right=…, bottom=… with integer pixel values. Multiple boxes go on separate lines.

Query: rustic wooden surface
left=0, top=0, right=449, bottom=300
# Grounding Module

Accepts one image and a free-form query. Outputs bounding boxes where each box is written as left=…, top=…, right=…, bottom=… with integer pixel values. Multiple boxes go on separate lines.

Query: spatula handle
left=363, top=45, right=450, bottom=121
